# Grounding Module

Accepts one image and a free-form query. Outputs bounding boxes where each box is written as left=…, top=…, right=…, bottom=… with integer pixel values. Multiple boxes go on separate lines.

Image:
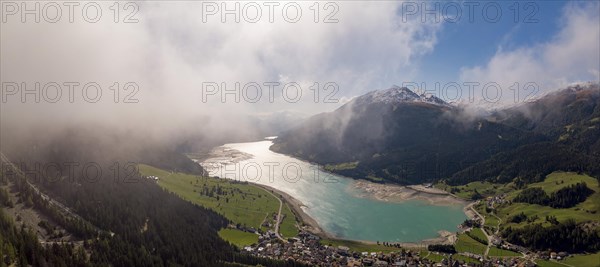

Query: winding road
left=465, top=201, right=492, bottom=258
left=467, top=199, right=530, bottom=260
left=255, top=185, right=286, bottom=242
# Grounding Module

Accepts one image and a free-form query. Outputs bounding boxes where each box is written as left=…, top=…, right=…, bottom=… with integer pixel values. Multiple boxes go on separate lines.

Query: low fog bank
left=0, top=110, right=304, bottom=167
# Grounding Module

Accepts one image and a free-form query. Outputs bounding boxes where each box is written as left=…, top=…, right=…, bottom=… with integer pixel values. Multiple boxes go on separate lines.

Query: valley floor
left=141, top=161, right=600, bottom=266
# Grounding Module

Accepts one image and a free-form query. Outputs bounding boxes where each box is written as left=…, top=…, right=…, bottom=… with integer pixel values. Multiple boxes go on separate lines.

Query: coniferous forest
left=502, top=219, right=600, bottom=253
left=513, top=182, right=595, bottom=208
left=1, top=153, right=304, bottom=267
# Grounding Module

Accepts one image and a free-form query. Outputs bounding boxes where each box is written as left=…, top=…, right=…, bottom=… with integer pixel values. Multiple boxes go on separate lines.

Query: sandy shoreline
left=351, top=180, right=469, bottom=206
left=463, top=201, right=480, bottom=221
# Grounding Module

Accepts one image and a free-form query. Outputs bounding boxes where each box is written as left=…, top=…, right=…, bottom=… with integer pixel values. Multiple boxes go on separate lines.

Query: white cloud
left=459, top=2, right=600, bottom=108
left=138, top=1, right=440, bottom=109
left=1, top=1, right=441, bottom=142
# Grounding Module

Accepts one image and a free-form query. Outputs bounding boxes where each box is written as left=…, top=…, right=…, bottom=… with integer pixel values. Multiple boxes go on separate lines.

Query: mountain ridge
left=272, top=83, right=600, bottom=185
left=352, top=85, right=450, bottom=107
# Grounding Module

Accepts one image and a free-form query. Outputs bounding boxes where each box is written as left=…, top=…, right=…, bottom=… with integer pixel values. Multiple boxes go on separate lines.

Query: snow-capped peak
left=354, top=86, right=449, bottom=106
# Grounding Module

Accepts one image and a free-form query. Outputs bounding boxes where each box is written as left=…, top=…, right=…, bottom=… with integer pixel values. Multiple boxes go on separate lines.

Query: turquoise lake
left=202, top=139, right=467, bottom=243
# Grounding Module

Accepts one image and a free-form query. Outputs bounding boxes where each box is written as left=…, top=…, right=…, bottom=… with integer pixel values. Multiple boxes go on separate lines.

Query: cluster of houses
left=237, top=192, right=575, bottom=266
left=537, top=251, right=570, bottom=261
left=241, top=230, right=548, bottom=267
left=486, top=194, right=508, bottom=209
left=261, top=213, right=281, bottom=229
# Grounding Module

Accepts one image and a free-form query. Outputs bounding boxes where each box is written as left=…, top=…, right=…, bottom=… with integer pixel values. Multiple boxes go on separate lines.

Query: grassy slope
left=498, top=172, right=600, bottom=229
left=473, top=202, right=501, bottom=232
left=279, top=203, right=299, bottom=238
left=442, top=172, right=599, bottom=230
left=443, top=172, right=600, bottom=261
left=138, top=164, right=299, bottom=244
left=469, top=228, right=488, bottom=244
left=436, top=181, right=513, bottom=200
left=453, top=254, right=481, bottom=264
left=488, top=247, right=521, bottom=257
left=468, top=226, right=520, bottom=257
left=139, top=164, right=279, bottom=229
left=563, top=251, right=600, bottom=267
left=536, top=260, right=569, bottom=267
left=529, top=172, right=598, bottom=194
left=424, top=252, right=446, bottom=263
left=319, top=239, right=402, bottom=253
left=455, top=233, right=487, bottom=255
left=459, top=230, right=521, bottom=258
left=218, top=229, right=259, bottom=247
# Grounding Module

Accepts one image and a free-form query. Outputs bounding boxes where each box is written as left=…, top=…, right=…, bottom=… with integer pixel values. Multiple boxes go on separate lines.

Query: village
left=235, top=191, right=579, bottom=267
left=240, top=229, right=544, bottom=267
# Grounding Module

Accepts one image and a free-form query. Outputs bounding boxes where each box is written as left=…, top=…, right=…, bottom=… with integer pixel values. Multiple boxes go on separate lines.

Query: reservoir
left=201, top=139, right=467, bottom=243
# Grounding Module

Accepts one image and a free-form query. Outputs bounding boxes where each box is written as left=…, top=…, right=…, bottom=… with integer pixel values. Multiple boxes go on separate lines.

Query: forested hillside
left=273, top=83, right=600, bottom=186
left=0, top=207, right=89, bottom=267
left=0, top=131, right=302, bottom=267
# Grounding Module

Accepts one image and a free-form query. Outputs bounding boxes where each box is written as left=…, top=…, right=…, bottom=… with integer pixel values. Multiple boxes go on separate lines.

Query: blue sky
left=388, top=0, right=600, bottom=108
left=415, top=1, right=567, bottom=84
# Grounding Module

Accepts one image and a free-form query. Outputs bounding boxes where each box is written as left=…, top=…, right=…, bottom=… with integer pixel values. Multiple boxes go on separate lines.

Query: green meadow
left=279, top=203, right=299, bottom=238
left=498, top=172, right=600, bottom=229
left=455, top=233, right=487, bottom=255
left=487, top=247, right=521, bottom=257
left=444, top=172, right=599, bottom=231
left=535, top=260, right=569, bottom=267
left=319, top=238, right=402, bottom=253
left=138, top=164, right=300, bottom=246
left=436, top=181, right=513, bottom=200
left=218, top=229, right=259, bottom=247
left=563, top=252, right=600, bottom=267
left=468, top=228, right=488, bottom=244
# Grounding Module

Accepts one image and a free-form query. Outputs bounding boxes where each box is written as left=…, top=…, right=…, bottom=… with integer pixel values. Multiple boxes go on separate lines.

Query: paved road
left=469, top=200, right=529, bottom=259
left=255, top=185, right=287, bottom=242
left=465, top=201, right=493, bottom=258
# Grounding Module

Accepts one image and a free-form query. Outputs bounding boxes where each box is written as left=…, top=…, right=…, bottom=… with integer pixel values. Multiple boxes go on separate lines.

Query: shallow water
left=202, top=140, right=466, bottom=242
